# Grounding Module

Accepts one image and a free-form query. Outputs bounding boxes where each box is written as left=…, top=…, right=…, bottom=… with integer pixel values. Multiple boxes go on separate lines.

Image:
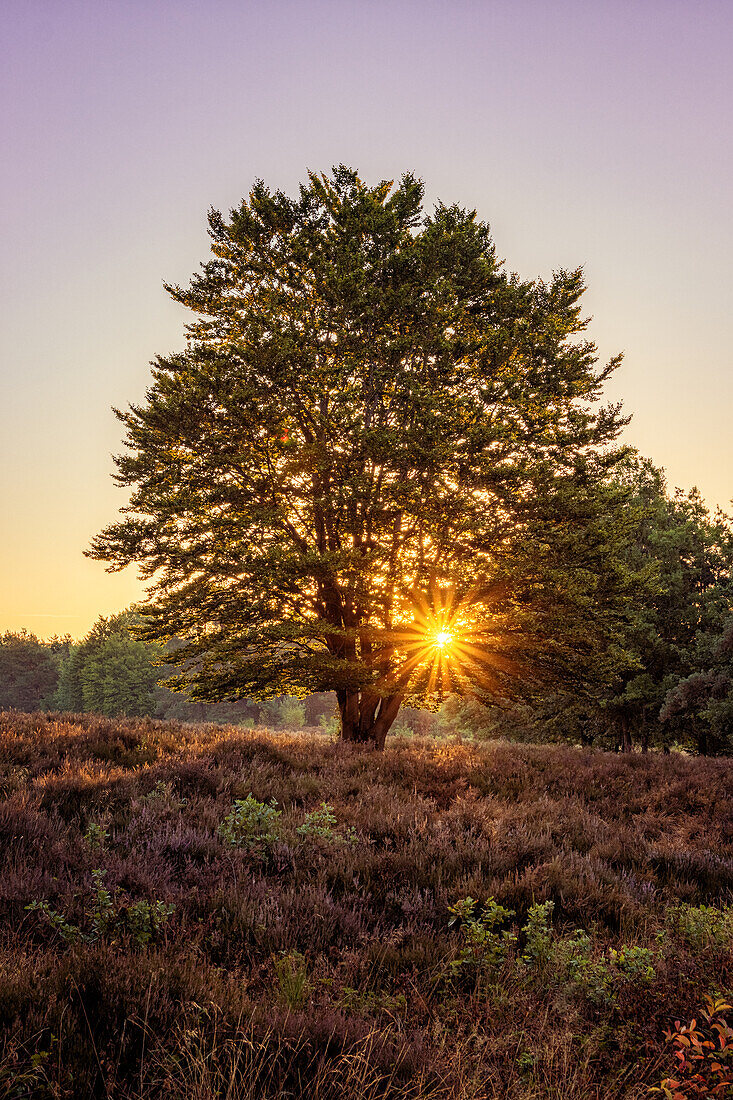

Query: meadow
left=2, top=712, right=733, bottom=1098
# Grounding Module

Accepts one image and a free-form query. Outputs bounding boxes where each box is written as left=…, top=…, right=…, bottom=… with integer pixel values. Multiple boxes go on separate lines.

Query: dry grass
left=1, top=711, right=732, bottom=1097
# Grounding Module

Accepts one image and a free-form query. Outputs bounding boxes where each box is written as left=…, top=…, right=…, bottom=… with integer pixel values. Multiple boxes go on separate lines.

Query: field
left=2, top=713, right=733, bottom=1098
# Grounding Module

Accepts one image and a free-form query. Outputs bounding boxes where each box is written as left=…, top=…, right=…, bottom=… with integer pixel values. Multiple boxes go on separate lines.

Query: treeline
left=0, top=614, right=336, bottom=729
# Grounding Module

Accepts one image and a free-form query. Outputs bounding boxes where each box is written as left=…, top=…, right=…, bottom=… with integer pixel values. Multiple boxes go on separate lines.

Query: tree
left=495, top=459, right=733, bottom=754
left=56, top=612, right=162, bottom=718
left=89, top=167, right=630, bottom=746
left=604, top=466, right=733, bottom=753
left=0, top=631, right=63, bottom=712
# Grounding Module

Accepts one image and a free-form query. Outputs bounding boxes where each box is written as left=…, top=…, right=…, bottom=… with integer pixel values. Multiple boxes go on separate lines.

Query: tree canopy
left=89, top=167, right=630, bottom=746
left=0, top=631, right=64, bottom=712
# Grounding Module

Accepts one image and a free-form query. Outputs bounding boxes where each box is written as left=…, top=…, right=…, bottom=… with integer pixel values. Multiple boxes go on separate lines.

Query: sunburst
left=366, top=583, right=523, bottom=704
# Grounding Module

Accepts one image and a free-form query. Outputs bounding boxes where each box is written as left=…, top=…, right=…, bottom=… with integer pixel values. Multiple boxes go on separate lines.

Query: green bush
left=83, top=821, right=108, bottom=851
left=447, top=896, right=517, bottom=975
left=217, top=795, right=281, bottom=852
left=25, top=869, right=174, bottom=947
left=296, top=802, right=356, bottom=845
left=665, top=903, right=733, bottom=950
left=520, top=900, right=555, bottom=969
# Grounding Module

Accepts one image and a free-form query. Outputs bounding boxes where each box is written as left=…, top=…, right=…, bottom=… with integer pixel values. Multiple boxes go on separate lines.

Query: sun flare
left=435, top=630, right=453, bottom=648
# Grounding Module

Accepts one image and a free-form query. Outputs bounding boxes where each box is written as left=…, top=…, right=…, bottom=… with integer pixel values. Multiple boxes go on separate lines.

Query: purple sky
left=2, top=0, right=732, bottom=636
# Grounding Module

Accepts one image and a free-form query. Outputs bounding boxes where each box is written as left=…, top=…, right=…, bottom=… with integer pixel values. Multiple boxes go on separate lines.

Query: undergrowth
left=1, top=710, right=733, bottom=1098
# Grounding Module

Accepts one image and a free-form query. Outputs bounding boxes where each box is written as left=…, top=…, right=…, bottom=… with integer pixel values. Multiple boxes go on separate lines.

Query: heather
left=2, top=713, right=733, bottom=1097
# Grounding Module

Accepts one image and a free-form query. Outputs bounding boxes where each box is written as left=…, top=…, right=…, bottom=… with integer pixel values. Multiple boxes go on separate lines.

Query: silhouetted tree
left=89, top=167, right=631, bottom=746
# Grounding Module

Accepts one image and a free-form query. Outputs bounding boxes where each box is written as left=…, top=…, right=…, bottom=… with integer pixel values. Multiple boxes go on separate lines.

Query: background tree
left=466, top=458, right=733, bottom=754
left=0, top=631, right=65, bottom=712
left=89, top=167, right=631, bottom=746
left=605, top=465, right=733, bottom=753
left=56, top=612, right=162, bottom=718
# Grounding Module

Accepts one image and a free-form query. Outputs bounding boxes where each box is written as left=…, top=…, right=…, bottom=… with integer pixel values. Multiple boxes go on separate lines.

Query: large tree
left=89, top=167, right=629, bottom=746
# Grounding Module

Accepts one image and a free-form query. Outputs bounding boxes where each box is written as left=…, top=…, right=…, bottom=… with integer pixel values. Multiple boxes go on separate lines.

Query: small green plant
left=665, top=903, right=733, bottom=951
left=516, top=1050, right=536, bottom=1074
left=218, top=795, right=281, bottom=852
left=297, top=801, right=338, bottom=840
left=88, top=868, right=115, bottom=939
left=447, top=896, right=517, bottom=975
left=609, top=944, right=655, bottom=982
left=25, top=900, right=82, bottom=944
left=296, top=802, right=356, bottom=844
left=124, top=899, right=176, bottom=946
left=83, top=821, right=108, bottom=851
left=25, top=870, right=174, bottom=947
left=273, top=951, right=310, bottom=1010
left=567, top=940, right=656, bottom=1006
left=650, top=995, right=733, bottom=1097
left=521, top=900, right=555, bottom=969
left=143, top=779, right=187, bottom=808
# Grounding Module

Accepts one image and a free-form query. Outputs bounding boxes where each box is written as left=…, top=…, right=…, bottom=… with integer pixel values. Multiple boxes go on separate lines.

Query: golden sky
left=2, top=0, right=732, bottom=639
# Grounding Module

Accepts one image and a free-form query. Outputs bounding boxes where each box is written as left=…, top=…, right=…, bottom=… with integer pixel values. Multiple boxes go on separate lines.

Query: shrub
left=567, top=942, right=656, bottom=1006
left=651, top=995, right=733, bottom=1098
left=520, top=899, right=555, bottom=969
left=447, top=896, right=517, bottom=975
left=25, top=869, right=174, bottom=947
left=297, top=802, right=356, bottom=845
left=124, top=899, right=176, bottom=947
left=665, top=903, right=733, bottom=951
left=83, top=821, right=108, bottom=851
left=217, top=795, right=281, bottom=852
left=297, top=801, right=339, bottom=840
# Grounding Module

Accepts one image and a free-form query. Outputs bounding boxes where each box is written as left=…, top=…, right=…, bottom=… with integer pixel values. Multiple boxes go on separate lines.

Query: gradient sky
left=2, top=0, right=732, bottom=638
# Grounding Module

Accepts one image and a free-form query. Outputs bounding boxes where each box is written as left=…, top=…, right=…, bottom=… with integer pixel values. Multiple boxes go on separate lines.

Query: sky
left=2, top=0, right=732, bottom=638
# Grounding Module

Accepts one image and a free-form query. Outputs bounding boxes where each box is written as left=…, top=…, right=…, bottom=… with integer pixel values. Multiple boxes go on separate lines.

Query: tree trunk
left=620, top=714, right=633, bottom=753
left=337, top=689, right=402, bottom=748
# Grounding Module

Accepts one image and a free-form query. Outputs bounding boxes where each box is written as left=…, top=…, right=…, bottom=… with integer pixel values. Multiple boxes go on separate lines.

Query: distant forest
left=2, top=457, right=732, bottom=754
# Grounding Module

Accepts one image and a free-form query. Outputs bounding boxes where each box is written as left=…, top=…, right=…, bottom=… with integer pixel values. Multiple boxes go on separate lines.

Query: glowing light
left=435, top=630, right=453, bottom=648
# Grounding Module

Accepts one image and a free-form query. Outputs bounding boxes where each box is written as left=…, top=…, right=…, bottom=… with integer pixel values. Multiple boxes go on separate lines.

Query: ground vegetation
left=2, top=713, right=733, bottom=1097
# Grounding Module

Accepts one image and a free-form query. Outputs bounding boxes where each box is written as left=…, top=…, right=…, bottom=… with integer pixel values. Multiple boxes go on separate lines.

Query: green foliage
left=296, top=801, right=356, bottom=845
left=273, top=951, right=310, bottom=1010
left=124, top=899, right=177, bottom=947
left=553, top=929, right=593, bottom=981
left=460, top=456, right=733, bottom=755
left=89, top=166, right=631, bottom=745
left=82, top=821, right=108, bottom=851
left=296, top=801, right=338, bottom=840
left=24, top=899, right=82, bottom=944
left=25, top=869, right=174, bottom=947
left=447, top=896, right=517, bottom=974
left=520, top=899, right=555, bottom=968
left=665, top=903, right=733, bottom=951
left=261, top=696, right=307, bottom=730
left=55, top=611, right=162, bottom=718
left=217, top=795, right=281, bottom=852
left=566, top=941, right=656, bottom=1006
